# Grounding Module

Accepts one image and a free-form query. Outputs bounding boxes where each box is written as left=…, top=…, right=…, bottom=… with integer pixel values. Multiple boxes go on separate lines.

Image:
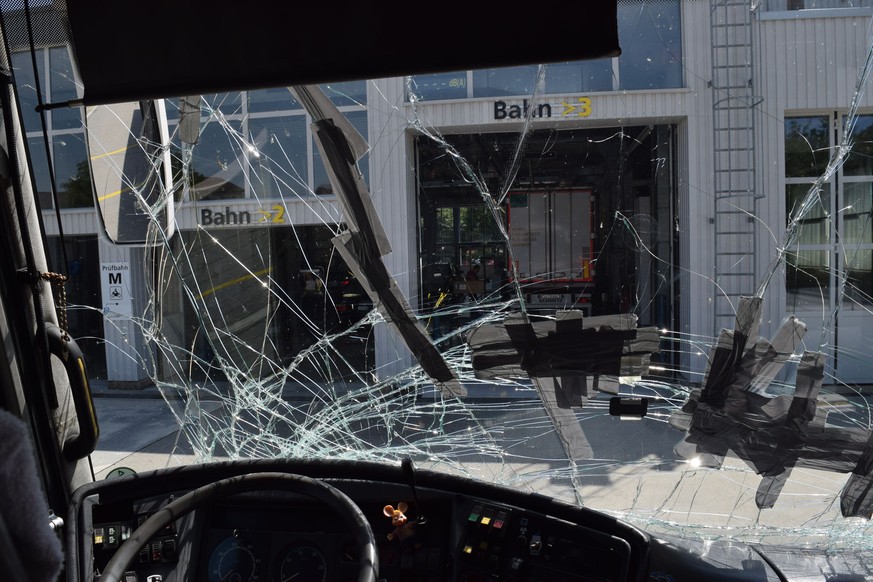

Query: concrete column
left=366, top=77, right=419, bottom=379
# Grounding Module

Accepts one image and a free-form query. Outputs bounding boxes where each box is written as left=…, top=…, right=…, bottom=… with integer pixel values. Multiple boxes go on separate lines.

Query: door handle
left=45, top=323, right=99, bottom=461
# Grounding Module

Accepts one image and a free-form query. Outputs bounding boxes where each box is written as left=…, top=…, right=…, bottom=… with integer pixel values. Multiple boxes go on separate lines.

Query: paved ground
left=88, top=381, right=873, bottom=552
left=91, top=397, right=213, bottom=478
left=87, top=375, right=541, bottom=480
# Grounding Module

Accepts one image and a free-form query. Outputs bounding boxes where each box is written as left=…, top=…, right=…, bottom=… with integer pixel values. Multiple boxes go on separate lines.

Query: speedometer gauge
left=274, top=544, right=327, bottom=582
left=208, top=535, right=261, bottom=582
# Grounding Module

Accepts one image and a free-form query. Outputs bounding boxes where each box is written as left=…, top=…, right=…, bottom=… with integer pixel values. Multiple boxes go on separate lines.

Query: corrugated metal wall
left=757, top=13, right=873, bottom=111
left=368, top=77, right=419, bottom=377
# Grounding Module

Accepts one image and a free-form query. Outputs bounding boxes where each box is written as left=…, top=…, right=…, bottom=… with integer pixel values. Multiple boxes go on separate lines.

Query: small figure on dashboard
left=383, top=502, right=417, bottom=543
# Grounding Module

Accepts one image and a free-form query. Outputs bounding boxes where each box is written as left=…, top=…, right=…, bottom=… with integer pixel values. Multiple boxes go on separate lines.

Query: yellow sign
left=256, top=204, right=287, bottom=223
left=561, top=97, right=592, bottom=118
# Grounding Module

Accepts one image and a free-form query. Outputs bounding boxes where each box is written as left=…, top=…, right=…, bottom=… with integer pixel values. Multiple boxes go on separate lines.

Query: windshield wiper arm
left=292, top=85, right=464, bottom=398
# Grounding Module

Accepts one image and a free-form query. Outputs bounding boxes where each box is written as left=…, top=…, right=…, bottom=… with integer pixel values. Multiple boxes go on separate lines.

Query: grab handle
left=45, top=323, right=99, bottom=461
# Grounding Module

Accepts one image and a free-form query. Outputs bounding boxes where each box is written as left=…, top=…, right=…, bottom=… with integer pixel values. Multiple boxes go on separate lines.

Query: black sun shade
left=58, top=0, right=619, bottom=106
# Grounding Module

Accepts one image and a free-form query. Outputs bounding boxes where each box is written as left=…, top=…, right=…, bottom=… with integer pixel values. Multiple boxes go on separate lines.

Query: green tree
left=61, top=159, right=94, bottom=208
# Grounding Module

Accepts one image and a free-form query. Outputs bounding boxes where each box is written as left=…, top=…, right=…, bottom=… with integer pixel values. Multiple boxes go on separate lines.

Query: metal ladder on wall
left=710, top=0, right=763, bottom=334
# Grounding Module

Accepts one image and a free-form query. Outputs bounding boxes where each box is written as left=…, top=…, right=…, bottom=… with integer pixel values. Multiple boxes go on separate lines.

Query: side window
left=784, top=115, right=833, bottom=311
left=617, top=0, right=683, bottom=90
left=250, top=115, right=308, bottom=199
left=841, top=114, right=873, bottom=308
left=784, top=113, right=873, bottom=310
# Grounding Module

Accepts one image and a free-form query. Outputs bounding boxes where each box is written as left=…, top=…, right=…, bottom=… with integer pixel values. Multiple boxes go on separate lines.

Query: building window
left=408, top=0, right=682, bottom=101
left=249, top=115, right=308, bottom=199
left=543, top=61, right=615, bottom=94
left=181, top=118, right=247, bottom=201
left=617, top=0, right=682, bottom=91
left=764, top=0, right=873, bottom=10
left=14, top=45, right=88, bottom=210
left=841, top=115, right=873, bottom=308
left=53, top=134, right=92, bottom=208
left=470, top=59, right=617, bottom=98
left=12, top=51, right=42, bottom=130
left=48, top=46, right=81, bottom=130
left=472, top=65, right=540, bottom=98
left=166, top=89, right=368, bottom=201
left=15, top=58, right=370, bottom=209
left=319, top=81, right=367, bottom=107
left=785, top=114, right=873, bottom=311
left=407, top=72, right=469, bottom=101
left=248, top=87, right=300, bottom=114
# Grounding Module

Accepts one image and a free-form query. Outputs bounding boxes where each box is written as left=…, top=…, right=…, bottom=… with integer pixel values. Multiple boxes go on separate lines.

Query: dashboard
left=63, top=459, right=781, bottom=582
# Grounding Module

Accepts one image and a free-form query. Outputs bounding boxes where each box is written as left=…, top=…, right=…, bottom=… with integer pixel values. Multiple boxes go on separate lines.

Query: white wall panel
left=758, top=14, right=873, bottom=112
left=409, top=90, right=693, bottom=134
left=42, top=209, right=98, bottom=237
left=679, top=1, right=716, bottom=378
left=368, top=77, right=419, bottom=376
left=173, top=199, right=343, bottom=231
left=46, top=198, right=344, bottom=238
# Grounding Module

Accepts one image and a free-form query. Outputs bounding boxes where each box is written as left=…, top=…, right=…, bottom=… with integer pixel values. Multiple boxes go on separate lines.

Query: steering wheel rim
left=99, top=472, right=379, bottom=582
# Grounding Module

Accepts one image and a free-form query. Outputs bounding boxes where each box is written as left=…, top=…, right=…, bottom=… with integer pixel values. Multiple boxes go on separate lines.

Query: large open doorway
left=416, top=125, right=678, bottom=366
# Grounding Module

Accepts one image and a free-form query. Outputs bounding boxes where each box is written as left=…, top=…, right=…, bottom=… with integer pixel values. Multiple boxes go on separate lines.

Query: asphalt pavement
left=87, top=377, right=538, bottom=479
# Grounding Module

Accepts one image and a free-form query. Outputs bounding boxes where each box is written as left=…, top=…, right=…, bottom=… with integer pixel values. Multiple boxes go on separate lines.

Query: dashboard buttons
left=150, top=540, right=163, bottom=562
left=529, top=534, right=542, bottom=556
left=493, top=511, right=507, bottom=530
left=466, top=502, right=511, bottom=535
left=106, top=525, right=120, bottom=548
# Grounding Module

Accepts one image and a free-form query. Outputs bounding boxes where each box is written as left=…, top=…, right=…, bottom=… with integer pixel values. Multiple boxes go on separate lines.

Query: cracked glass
left=14, top=0, right=873, bottom=564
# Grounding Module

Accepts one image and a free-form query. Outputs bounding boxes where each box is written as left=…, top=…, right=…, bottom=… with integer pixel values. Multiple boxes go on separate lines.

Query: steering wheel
left=99, top=472, right=379, bottom=582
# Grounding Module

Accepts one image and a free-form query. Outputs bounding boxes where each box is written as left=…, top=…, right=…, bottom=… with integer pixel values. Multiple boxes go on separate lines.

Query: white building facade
left=28, top=0, right=873, bottom=387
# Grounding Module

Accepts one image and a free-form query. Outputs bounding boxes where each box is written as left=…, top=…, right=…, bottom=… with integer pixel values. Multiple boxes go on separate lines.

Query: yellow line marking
left=97, top=186, right=131, bottom=202
left=96, top=177, right=153, bottom=203
left=197, top=267, right=273, bottom=299
left=90, top=144, right=132, bottom=161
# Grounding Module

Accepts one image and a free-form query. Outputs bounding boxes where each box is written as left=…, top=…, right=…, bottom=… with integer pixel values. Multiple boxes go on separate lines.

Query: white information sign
left=101, top=262, right=133, bottom=318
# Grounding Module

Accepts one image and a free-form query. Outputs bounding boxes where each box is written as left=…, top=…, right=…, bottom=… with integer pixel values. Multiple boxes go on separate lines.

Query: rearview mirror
left=85, top=100, right=174, bottom=245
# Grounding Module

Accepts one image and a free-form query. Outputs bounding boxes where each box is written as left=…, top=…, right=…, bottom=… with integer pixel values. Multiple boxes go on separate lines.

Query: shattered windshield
left=10, top=0, right=873, bottom=555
